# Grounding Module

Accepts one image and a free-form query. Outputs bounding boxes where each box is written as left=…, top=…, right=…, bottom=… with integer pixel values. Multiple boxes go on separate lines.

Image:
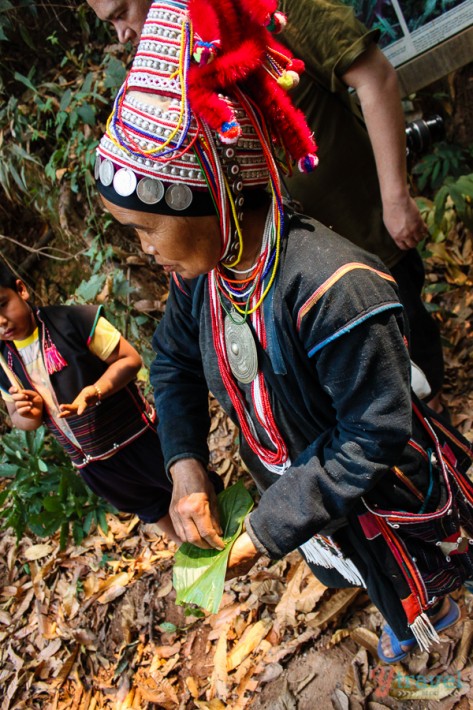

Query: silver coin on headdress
left=94, top=156, right=101, bottom=181
left=224, top=311, right=258, bottom=384
left=99, top=158, right=115, bottom=187
left=137, top=177, right=165, bottom=205
left=165, top=183, right=193, bottom=211
left=113, top=168, right=138, bottom=197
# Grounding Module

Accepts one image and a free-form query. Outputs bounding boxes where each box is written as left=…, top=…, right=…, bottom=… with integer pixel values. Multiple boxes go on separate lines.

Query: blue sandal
left=377, top=598, right=461, bottom=664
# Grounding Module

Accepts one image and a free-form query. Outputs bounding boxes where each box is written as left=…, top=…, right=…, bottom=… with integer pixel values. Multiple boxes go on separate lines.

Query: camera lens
left=405, top=115, right=444, bottom=156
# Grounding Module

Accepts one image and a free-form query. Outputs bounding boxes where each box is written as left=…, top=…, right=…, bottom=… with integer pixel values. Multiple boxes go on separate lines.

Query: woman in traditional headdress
left=94, top=0, right=473, bottom=663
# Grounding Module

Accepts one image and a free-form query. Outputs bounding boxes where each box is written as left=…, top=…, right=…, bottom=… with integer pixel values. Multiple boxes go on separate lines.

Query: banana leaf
left=173, top=480, right=254, bottom=614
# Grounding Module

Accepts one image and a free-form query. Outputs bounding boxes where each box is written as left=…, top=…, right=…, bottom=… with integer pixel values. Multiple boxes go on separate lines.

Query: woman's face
left=102, top=199, right=223, bottom=280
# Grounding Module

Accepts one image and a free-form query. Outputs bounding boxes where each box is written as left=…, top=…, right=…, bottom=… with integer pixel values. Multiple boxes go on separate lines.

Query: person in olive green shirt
left=278, top=0, right=444, bottom=412
left=86, top=0, right=444, bottom=413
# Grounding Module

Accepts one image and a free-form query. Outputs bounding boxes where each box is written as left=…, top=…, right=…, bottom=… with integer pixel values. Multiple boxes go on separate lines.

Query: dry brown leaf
left=137, top=678, right=179, bottom=710
left=13, top=620, right=37, bottom=640
left=389, top=674, right=460, bottom=701
left=154, top=642, right=181, bottom=659
left=295, top=572, right=327, bottom=614
left=133, top=299, right=162, bottom=312
left=3, top=671, right=20, bottom=710
left=156, top=578, right=173, bottom=598
left=331, top=688, right=350, bottom=710
left=7, top=644, right=24, bottom=672
left=452, top=618, right=473, bottom=671
left=257, top=662, right=284, bottom=684
left=83, top=571, right=131, bottom=603
left=216, top=458, right=234, bottom=477
left=265, top=627, right=322, bottom=665
left=350, top=627, right=380, bottom=659
left=72, top=628, right=97, bottom=648
left=160, top=654, right=180, bottom=677
left=353, top=648, right=369, bottom=695
left=0, top=611, right=12, bottom=626
left=274, top=560, right=305, bottom=629
left=232, top=672, right=260, bottom=710
left=226, top=618, right=272, bottom=671
left=61, top=582, right=80, bottom=619
left=208, top=603, right=242, bottom=637
left=96, top=583, right=129, bottom=605
left=186, top=675, right=200, bottom=699
left=209, top=623, right=229, bottom=700
left=11, top=588, right=35, bottom=622
left=308, top=588, right=360, bottom=629
left=330, top=628, right=351, bottom=647
left=52, top=643, right=80, bottom=688
left=55, top=168, right=68, bottom=181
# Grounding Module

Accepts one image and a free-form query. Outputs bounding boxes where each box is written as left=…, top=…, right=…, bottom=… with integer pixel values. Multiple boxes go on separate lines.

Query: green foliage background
left=0, top=2, right=151, bottom=545
left=0, top=0, right=128, bottom=234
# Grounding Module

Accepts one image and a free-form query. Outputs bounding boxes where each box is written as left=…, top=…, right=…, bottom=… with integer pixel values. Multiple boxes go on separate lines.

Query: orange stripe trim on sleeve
left=296, top=263, right=397, bottom=330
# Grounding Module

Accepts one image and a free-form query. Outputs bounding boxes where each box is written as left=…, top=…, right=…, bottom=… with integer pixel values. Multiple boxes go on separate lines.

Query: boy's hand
left=58, top=385, right=100, bottom=417
left=9, top=387, right=43, bottom=420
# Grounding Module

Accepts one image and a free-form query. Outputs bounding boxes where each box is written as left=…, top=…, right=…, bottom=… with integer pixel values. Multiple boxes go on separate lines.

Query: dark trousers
left=80, top=427, right=172, bottom=522
left=390, top=249, right=444, bottom=398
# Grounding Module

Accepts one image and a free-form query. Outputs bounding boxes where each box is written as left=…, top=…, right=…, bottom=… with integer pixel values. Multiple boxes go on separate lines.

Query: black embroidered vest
left=0, top=305, right=155, bottom=467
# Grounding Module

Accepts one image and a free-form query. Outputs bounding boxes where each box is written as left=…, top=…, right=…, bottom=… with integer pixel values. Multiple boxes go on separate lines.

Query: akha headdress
left=96, top=0, right=318, bottom=265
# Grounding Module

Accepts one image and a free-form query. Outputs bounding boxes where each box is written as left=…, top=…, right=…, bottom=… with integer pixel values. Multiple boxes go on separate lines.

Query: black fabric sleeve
left=150, top=277, right=211, bottom=473
left=246, top=311, right=412, bottom=559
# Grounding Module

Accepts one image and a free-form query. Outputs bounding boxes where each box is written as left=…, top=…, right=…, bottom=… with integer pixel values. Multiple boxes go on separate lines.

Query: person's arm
left=6, top=387, right=44, bottom=430
left=150, top=276, right=223, bottom=549
left=342, top=43, right=427, bottom=250
left=244, top=310, right=412, bottom=559
left=58, top=336, right=142, bottom=417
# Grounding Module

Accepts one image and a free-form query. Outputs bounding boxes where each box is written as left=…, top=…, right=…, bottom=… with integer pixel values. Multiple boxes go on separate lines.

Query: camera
left=405, top=114, right=444, bottom=162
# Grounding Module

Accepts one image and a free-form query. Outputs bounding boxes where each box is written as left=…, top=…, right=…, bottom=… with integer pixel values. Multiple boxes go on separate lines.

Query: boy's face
left=0, top=281, right=35, bottom=342
left=87, top=0, right=151, bottom=45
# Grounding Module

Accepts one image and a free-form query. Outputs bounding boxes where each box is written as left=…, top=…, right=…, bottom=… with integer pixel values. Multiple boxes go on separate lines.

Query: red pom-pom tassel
left=266, top=11, right=287, bottom=33
left=297, top=153, right=319, bottom=173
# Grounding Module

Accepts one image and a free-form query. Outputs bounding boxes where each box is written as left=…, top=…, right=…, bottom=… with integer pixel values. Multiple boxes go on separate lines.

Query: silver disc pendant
left=224, top=312, right=258, bottom=384
left=94, top=155, right=101, bottom=180
left=165, top=183, right=193, bottom=211
left=137, top=177, right=164, bottom=204
left=113, top=168, right=137, bottom=197
left=99, top=158, right=115, bottom=186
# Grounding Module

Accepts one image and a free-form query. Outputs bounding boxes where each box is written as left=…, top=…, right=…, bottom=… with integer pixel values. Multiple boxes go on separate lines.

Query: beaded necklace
left=208, top=205, right=290, bottom=473
left=209, top=280, right=291, bottom=473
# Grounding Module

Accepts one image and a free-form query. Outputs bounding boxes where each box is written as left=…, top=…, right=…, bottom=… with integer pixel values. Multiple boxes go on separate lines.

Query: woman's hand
left=226, top=532, right=261, bottom=580
left=169, top=459, right=224, bottom=550
left=58, top=385, right=100, bottom=417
